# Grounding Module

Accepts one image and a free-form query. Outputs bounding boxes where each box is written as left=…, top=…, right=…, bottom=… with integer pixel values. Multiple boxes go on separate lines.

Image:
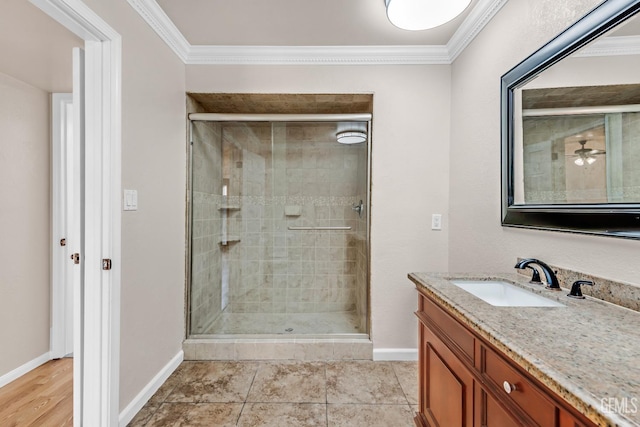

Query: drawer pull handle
left=503, top=381, right=517, bottom=394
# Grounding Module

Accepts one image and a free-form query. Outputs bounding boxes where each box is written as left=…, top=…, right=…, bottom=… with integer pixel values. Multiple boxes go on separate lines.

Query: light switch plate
left=431, top=214, right=442, bottom=230
left=123, top=189, right=138, bottom=211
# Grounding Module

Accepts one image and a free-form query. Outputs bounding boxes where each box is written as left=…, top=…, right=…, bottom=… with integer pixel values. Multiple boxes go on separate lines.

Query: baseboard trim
left=0, top=352, right=51, bottom=388
left=373, top=348, right=418, bottom=361
left=118, top=350, right=184, bottom=427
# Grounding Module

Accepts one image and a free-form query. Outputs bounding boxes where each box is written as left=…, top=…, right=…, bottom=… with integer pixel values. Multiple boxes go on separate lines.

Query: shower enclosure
left=187, top=114, right=370, bottom=338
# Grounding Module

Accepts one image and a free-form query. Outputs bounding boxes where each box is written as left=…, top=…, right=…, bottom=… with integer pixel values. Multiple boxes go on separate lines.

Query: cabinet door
left=477, top=387, right=521, bottom=427
left=559, top=409, right=588, bottom=427
left=419, top=323, right=474, bottom=427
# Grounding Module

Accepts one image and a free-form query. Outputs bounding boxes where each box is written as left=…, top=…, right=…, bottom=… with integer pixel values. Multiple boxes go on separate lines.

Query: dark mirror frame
left=501, top=0, right=640, bottom=239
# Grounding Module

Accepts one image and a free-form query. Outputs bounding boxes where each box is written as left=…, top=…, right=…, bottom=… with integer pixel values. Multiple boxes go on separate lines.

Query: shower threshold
left=189, top=333, right=370, bottom=340
left=183, top=335, right=373, bottom=361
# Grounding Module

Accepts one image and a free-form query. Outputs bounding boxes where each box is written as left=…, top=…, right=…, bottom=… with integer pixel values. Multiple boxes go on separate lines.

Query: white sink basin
left=450, top=280, right=565, bottom=307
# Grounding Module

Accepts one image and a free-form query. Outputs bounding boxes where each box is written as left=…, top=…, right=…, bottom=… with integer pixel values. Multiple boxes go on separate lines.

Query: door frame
left=30, top=0, right=122, bottom=425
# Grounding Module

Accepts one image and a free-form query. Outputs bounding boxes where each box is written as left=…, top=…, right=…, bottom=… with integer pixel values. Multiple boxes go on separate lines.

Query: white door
left=51, top=93, right=74, bottom=359
left=71, top=46, right=85, bottom=427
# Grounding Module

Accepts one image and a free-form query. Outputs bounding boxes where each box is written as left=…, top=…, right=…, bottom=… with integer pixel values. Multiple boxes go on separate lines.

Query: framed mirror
left=501, top=0, right=640, bottom=239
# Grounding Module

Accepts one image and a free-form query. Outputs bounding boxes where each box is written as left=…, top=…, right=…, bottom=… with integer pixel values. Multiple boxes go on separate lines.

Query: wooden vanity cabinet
left=415, top=290, right=596, bottom=427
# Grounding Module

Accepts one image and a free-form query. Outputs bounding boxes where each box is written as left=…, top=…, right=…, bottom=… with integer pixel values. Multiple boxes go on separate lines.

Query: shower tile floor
left=202, top=311, right=363, bottom=336
left=127, top=360, right=418, bottom=427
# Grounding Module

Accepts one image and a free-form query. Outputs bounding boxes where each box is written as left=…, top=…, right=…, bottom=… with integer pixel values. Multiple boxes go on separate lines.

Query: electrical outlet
left=432, top=214, right=442, bottom=230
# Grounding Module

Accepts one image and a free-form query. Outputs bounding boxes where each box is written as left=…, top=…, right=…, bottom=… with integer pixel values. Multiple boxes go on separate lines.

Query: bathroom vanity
left=409, top=273, right=640, bottom=427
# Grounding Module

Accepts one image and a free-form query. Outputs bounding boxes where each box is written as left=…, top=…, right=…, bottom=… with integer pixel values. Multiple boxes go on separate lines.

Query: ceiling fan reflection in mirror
left=568, top=140, right=606, bottom=166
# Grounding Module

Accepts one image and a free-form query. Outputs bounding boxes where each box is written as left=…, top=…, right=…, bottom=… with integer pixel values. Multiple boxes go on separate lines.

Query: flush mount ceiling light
left=385, top=0, right=472, bottom=31
left=336, top=131, right=367, bottom=144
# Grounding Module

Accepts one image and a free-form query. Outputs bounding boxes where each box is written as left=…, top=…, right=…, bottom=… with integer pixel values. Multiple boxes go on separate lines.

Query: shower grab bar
left=288, top=226, right=352, bottom=231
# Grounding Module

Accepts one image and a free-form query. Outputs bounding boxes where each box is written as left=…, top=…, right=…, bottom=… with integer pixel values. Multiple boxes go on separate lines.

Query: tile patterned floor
left=128, top=360, right=418, bottom=427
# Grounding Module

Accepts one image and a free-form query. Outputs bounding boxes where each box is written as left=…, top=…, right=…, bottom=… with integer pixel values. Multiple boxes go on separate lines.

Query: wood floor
left=0, top=358, right=73, bottom=427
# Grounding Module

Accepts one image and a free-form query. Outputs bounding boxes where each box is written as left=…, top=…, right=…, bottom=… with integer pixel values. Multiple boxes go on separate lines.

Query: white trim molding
left=447, top=0, right=509, bottom=61
left=0, top=353, right=51, bottom=388
left=126, top=0, right=189, bottom=62
left=187, top=44, right=451, bottom=65
left=30, top=1, right=122, bottom=426
left=127, top=0, right=506, bottom=65
left=119, top=351, right=184, bottom=427
left=574, top=35, right=640, bottom=57
left=373, top=348, right=418, bottom=361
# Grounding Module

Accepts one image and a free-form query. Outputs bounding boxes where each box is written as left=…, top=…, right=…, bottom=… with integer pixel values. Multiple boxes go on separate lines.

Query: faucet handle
left=567, top=280, right=594, bottom=299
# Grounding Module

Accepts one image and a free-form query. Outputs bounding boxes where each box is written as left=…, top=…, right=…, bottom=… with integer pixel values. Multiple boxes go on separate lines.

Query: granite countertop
left=409, top=272, right=640, bottom=427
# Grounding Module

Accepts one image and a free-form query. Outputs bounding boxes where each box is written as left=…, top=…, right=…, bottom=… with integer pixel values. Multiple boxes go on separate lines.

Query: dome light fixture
left=336, top=131, right=367, bottom=145
left=385, top=0, right=472, bottom=31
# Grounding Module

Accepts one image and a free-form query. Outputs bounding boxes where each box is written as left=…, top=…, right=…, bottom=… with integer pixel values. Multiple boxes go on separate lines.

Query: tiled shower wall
left=227, top=123, right=367, bottom=317
left=190, top=121, right=369, bottom=334
left=190, top=122, right=223, bottom=334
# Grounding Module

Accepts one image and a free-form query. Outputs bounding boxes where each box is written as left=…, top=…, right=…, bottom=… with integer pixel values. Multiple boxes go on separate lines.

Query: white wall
left=81, top=0, right=187, bottom=409
left=0, top=72, right=51, bottom=376
left=449, top=0, right=640, bottom=285
left=186, top=65, right=451, bottom=350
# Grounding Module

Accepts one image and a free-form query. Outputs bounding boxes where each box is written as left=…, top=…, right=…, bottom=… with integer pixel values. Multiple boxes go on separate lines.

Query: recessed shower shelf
left=218, top=236, right=241, bottom=245
left=218, top=206, right=241, bottom=211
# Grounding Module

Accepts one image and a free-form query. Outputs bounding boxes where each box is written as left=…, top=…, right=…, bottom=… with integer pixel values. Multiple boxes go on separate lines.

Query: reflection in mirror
left=516, top=85, right=640, bottom=205
left=502, top=0, right=640, bottom=238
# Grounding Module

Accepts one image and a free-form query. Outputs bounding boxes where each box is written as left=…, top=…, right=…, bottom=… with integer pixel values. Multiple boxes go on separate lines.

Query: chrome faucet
left=514, top=258, right=561, bottom=290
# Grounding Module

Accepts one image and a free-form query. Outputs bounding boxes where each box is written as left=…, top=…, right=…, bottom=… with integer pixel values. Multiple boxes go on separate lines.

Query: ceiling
left=155, top=0, right=480, bottom=46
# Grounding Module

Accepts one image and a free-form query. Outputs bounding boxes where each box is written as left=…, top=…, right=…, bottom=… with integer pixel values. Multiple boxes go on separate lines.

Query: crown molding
left=447, top=0, right=508, bottom=61
left=574, top=35, right=640, bottom=57
left=128, top=0, right=506, bottom=65
left=127, top=0, right=189, bottom=62
left=186, top=45, right=450, bottom=65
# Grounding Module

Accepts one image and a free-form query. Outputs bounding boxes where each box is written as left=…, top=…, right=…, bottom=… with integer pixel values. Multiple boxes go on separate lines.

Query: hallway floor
left=0, top=358, right=73, bottom=426
left=128, top=360, right=417, bottom=427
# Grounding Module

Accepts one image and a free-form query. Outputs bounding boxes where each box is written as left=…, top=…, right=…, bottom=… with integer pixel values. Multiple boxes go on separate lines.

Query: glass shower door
left=188, top=119, right=369, bottom=337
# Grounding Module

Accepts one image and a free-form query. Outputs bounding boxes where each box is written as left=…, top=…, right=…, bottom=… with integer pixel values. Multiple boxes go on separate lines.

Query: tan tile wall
left=190, top=122, right=224, bottom=334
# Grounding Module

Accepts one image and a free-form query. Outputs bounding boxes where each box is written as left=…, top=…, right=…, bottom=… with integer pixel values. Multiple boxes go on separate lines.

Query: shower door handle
left=288, top=226, right=352, bottom=231
left=352, top=200, right=364, bottom=218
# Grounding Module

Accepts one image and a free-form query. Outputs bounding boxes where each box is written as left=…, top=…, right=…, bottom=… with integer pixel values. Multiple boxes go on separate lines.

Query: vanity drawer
left=483, top=346, right=556, bottom=427
left=418, top=293, right=475, bottom=363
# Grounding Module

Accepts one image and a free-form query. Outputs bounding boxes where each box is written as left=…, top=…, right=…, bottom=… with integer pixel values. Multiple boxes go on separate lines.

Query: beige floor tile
left=247, top=361, right=326, bottom=403
left=166, top=361, right=258, bottom=403
left=327, top=404, right=414, bottom=427
left=145, top=402, right=243, bottom=427
left=149, top=362, right=209, bottom=403
left=126, top=402, right=160, bottom=427
left=237, top=403, right=327, bottom=427
left=326, top=361, right=406, bottom=404
left=392, top=361, right=419, bottom=405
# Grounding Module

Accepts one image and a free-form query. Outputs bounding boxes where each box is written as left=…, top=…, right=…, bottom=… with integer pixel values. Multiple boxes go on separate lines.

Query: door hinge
left=102, top=259, right=112, bottom=270
left=71, top=253, right=80, bottom=264
left=60, top=238, right=66, bottom=246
